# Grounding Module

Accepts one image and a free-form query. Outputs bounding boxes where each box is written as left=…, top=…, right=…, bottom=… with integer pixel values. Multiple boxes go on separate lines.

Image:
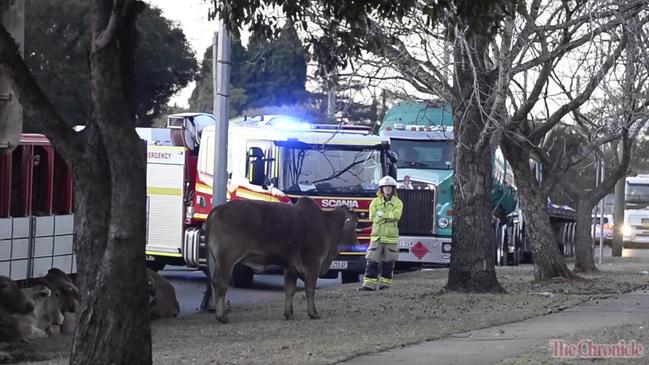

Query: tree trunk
left=445, top=36, right=503, bottom=293
left=612, top=176, right=625, bottom=257
left=573, top=199, right=598, bottom=273
left=70, top=1, right=152, bottom=364
left=447, top=143, right=503, bottom=292
left=70, top=117, right=150, bottom=365
left=0, top=1, right=23, bottom=154
left=501, top=137, right=574, bottom=281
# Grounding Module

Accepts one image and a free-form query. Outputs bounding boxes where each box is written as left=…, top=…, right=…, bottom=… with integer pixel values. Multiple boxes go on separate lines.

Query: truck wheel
left=506, top=252, right=518, bottom=266
left=146, top=261, right=166, bottom=272
left=496, top=247, right=505, bottom=266
left=522, top=252, right=533, bottom=263
left=201, top=267, right=211, bottom=278
left=231, top=264, right=254, bottom=288
left=341, top=272, right=360, bottom=284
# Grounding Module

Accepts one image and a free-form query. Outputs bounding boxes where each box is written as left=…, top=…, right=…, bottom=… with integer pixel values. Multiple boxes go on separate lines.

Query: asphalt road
left=591, top=245, right=649, bottom=259
left=159, top=246, right=647, bottom=318
left=159, top=268, right=344, bottom=317
left=623, top=247, right=649, bottom=258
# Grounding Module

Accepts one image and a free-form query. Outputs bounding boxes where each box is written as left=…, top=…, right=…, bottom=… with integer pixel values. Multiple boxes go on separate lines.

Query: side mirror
left=388, top=163, right=397, bottom=180
left=249, top=160, right=266, bottom=187
left=247, top=147, right=267, bottom=188
left=387, top=150, right=398, bottom=163
left=248, top=146, right=264, bottom=159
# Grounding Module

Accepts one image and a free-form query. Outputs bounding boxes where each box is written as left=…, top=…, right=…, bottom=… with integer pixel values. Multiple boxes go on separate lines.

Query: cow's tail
left=204, top=206, right=222, bottom=282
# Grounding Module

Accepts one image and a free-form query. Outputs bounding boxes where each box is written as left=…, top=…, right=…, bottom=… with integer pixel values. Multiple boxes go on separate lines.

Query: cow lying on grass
left=146, top=268, right=180, bottom=319
left=14, top=283, right=64, bottom=339
left=0, top=276, right=32, bottom=343
left=43, top=268, right=79, bottom=335
left=0, top=269, right=80, bottom=342
left=206, top=197, right=357, bottom=323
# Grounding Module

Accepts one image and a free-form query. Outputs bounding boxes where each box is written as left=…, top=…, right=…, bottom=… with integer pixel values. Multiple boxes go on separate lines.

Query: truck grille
left=397, top=189, right=435, bottom=236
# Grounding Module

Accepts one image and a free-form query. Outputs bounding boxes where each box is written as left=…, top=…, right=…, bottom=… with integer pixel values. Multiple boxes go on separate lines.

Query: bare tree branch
left=92, top=0, right=129, bottom=53
left=530, top=33, right=628, bottom=142
left=0, top=22, right=81, bottom=161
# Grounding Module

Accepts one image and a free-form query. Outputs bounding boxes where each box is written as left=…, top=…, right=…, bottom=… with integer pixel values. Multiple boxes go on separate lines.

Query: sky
left=146, top=1, right=385, bottom=110
left=148, top=0, right=216, bottom=107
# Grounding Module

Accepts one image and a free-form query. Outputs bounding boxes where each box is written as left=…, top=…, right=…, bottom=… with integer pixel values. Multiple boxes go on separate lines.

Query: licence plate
left=329, top=261, right=348, bottom=270
left=398, top=241, right=413, bottom=248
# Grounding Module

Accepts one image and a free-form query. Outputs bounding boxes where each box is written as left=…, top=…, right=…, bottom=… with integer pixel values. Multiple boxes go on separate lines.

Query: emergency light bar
left=309, top=124, right=372, bottom=135
left=385, top=123, right=448, bottom=132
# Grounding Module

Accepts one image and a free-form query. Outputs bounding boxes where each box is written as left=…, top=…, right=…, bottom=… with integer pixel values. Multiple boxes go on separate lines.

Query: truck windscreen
left=278, top=146, right=384, bottom=195
left=391, top=139, right=453, bottom=170
left=625, top=183, right=649, bottom=207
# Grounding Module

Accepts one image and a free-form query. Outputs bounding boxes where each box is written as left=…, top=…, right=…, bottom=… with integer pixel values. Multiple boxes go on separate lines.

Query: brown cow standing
left=146, top=268, right=180, bottom=319
left=205, top=197, right=357, bottom=323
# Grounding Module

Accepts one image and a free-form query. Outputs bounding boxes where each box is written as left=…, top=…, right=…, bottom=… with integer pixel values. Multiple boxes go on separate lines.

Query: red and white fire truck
left=1, top=114, right=393, bottom=287
left=138, top=113, right=395, bottom=287
left=0, top=134, right=76, bottom=281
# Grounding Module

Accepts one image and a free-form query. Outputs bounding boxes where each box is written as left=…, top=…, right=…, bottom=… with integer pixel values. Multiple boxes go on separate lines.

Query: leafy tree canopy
left=210, top=0, right=523, bottom=71
left=24, top=0, right=197, bottom=128
left=189, top=25, right=308, bottom=116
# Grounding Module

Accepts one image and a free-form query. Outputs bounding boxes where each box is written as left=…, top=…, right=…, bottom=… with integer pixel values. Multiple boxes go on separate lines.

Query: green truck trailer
left=381, top=101, right=577, bottom=266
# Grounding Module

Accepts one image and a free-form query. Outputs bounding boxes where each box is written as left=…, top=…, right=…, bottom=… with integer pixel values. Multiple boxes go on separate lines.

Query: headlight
left=623, top=225, right=634, bottom=237
left=442, top=243, right=452, bottom=252
left=438, top=217, right=449, bottom=229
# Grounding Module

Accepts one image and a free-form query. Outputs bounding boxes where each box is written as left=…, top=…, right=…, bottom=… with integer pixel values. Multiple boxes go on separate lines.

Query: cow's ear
left=63, top=284, right=79, bottom=298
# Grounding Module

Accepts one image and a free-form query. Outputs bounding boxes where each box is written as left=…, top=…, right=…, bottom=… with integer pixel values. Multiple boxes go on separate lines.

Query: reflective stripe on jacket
left=369, top=195, right=403, bottom=244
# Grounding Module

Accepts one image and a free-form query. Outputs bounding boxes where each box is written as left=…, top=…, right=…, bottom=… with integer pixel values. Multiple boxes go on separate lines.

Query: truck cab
left=380, top=125, right=454, bottom=265
left=192, top=115, right=394, bottom=285
left=623, top=174, right=649, bottom=248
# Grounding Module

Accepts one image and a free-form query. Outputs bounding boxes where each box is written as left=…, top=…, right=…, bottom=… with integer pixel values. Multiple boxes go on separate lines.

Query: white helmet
left=378, top=176, right=397, bottom=187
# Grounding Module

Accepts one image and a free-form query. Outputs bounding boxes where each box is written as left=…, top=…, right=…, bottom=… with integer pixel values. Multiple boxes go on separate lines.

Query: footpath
left=341, top=289, right=649, bottom=365
left=7, top=257, right=649, bottom=364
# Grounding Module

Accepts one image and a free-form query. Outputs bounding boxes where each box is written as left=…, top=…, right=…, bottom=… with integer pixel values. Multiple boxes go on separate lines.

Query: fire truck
left=0, top=134, right=76, bottom=281
left=139, top=113, right=395, bottom=287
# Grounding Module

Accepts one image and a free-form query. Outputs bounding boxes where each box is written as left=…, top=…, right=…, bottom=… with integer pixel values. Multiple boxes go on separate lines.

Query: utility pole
left=213, top=27, right=231, bottom=213
left=612, top=143, right=625, bottom=257
left=326, top=69, right=336, bottom=122
left=598, top=159, right=605, bottom=264
left=0, top=1, right=24, bottom=154
left=201, top=5, right=231, bottom=311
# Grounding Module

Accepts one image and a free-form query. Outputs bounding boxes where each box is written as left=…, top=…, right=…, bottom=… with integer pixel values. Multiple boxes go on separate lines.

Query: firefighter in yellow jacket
left=359, top=176, right=403, bottom=291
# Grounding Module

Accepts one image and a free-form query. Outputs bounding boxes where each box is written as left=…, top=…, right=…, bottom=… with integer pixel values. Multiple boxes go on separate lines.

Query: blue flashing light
left=269, top=116, right=311, bottom=131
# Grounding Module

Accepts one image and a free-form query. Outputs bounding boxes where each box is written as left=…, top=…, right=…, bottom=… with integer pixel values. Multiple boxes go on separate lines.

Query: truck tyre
left=522, top=252, right=533, bottom=263
left=497, top=246, right=506, bottom=266
left=341, top=272, right=360, bottom=284
left=320, top=270, right=338, bottom=279
left=146, top=261, right=166, bottom=272
left=506, top=252, right=518, bottom=266
left=231, top=263, right=254, bottom=288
